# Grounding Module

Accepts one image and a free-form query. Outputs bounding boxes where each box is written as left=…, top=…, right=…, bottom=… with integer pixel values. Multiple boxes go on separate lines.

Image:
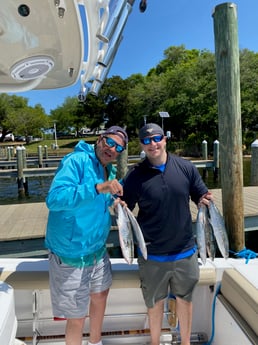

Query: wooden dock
left=0, top=187, right=257, bottom=243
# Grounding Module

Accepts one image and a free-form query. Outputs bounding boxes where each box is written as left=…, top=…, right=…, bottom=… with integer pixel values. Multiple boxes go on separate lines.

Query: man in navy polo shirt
left=122, top=123, right=213, bottom=345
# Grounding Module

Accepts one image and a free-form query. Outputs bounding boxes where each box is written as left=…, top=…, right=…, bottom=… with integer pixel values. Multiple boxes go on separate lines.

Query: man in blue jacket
left=45, top=126, right=128, bottom=345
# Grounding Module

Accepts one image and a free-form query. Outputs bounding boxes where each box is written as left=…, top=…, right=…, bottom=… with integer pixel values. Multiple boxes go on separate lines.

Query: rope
left=229, top=247, right=258, bottom=264
left=203, top=283, right=221, bottom=345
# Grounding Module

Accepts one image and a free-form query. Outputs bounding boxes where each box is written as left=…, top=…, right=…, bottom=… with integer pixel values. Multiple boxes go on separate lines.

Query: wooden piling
left=202, top=140, right=208, bottom=179
left=213, top=3, right=244, bottom=252
left=213, top=140, right=220, bottom=182
left=7, top=147, right=12, bottom=161
left=38, top=145, right=43, bottom=168
left=44, top=145, right=48, bottom=159
left=16, top=147, right=25, bottom=198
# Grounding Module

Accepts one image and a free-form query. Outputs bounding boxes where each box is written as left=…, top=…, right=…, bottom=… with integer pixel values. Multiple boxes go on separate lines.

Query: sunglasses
left=103, top=136, right=125, bottom=153
left=140, top=135, right=164, bottom=145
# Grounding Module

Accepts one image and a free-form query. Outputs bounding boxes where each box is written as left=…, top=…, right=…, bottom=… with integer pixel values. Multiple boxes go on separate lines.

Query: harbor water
left=0, top=157, right=252, bottom=205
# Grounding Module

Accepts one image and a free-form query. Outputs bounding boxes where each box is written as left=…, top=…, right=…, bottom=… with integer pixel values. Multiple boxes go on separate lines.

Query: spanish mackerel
left=125, top=207, right=147, bottom=260
left=208, top=201, right=229, bottom=259
left=205, top=210, right=216, bottom=261
left=115, top=203, right=134, bottom=264
left=196, top=204, right=207, bottom=265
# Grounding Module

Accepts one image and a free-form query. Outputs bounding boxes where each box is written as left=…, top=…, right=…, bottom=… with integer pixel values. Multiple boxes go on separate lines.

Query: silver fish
left=115, top=203, right=134, bottom=264
left=125, top=207, right=147, bottom=260
left=204, top=206, right=216, bottom=261
left=208, top=201, right=229, bottom=259
left=196, top=204, right=207, bottom=265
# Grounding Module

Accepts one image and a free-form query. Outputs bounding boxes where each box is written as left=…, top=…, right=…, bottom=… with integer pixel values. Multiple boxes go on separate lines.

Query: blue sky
left=16, top=0, right=258, bottom=114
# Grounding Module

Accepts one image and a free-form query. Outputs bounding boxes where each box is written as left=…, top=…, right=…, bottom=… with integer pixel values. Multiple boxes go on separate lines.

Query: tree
left=0, top=93, right=48, bottom=141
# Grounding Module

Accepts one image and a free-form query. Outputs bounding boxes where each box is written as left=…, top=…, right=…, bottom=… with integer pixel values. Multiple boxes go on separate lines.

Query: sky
left=15, top=0, right=258, bottom=115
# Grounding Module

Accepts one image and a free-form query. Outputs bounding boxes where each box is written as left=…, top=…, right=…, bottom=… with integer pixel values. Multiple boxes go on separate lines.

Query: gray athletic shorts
left=48, top=251, right=112, bottom=318
left=138, top=252, right=199, bottom=308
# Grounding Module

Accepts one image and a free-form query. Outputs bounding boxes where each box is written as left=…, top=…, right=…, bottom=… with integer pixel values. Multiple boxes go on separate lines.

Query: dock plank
left=0, top=187, right=257, bottom=242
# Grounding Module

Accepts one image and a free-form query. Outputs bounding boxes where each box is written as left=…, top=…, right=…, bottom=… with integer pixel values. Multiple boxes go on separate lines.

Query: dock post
left=116, top=146, right=128, bottom=180
left=44, top=145, right=48, bottom=159
left=21, top=145, right=27, bottom=169
left=38, top=145, right=43, bottom=168
left=22, top=146, right=29, bottom=196
left=16, top=147, right=25, bottom=198
left=202, top=140, right=208, bottom=179
left=251, top=139, right=258, bottom=185
left=213, top=3, right=245, bottom=252
left=7, top=146, right=12, bottom=161
left=213, top=140, right=220, bottom=182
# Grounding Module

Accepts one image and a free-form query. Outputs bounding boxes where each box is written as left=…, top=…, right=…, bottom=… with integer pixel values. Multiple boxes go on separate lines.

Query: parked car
left=14, top=135, right=26, bottom=142
left=1, top=133, right=14, bottom=142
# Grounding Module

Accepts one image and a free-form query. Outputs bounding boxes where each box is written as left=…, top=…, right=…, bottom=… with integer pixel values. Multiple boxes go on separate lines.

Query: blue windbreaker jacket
left=45, top=140, right=116, bottom=258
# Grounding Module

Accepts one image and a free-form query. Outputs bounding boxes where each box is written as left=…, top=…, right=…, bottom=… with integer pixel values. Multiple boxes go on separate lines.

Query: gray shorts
left=48, top=251, right=112, bottom=318
left=138, top=252, right=199, bottom=308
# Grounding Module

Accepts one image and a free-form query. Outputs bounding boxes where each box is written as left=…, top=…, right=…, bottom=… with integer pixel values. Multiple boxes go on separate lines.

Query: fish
left=115, top=203, right=134, bottom=264
left=208, top=201, right=229, bottom=259
left=125, top=206, right=147, bottom=260
left=196, top=204, right=207, bottom=265
left=204, top=206, right=216, bottom=261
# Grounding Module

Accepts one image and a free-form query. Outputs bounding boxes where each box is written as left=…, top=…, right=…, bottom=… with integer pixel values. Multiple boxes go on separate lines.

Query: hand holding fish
left=113, top=197, right=127, bottom=208
left=198, top=191, right=213, bottom=207
left=96, top=179, right=123, bottom=196
left=196, top=200, right=229, bottom=264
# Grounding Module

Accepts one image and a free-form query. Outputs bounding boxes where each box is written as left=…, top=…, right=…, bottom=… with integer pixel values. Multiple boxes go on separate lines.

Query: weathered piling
left=22, top=146, right=28, bottom=195
left=251, top=139, right=258, bottom=185
left=38, top=145, right=43, bottom=168
left=16, top=146, right=29, bottom=198
left=202, top=140, right=208, bottom=179
left=7, top=147, right=12, bottom=160
left=213, top=140, right=220, bottom=182
left=44, top=145, right=48, bottom=159
left=16, top=147, right=25, bottom=198
left=213, top=3, right=244, bottom=252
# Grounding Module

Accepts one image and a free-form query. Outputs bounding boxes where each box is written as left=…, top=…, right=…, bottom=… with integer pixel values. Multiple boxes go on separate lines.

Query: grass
left=17, top=137, right=97, bottom=156
left=1, top=136, right=141, bottom=157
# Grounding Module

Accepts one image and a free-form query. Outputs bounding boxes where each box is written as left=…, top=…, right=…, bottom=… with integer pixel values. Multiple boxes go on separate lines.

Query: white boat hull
left=1, top=257, right=258, bottom=345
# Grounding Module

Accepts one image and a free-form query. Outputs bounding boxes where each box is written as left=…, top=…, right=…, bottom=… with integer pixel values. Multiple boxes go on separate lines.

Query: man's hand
left=96, top=179, right=123, bottom=196
left=198, top=191, right=213, bottom=207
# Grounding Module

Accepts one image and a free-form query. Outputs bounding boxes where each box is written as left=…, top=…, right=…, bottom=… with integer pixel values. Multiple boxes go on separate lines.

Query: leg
left=176, top=297, right=192, bottom=345
left=65, top=317, right=86, bottom=345
left=148, top=299, right=164, bottom=345
left=88, top=289, right=109, bottom=343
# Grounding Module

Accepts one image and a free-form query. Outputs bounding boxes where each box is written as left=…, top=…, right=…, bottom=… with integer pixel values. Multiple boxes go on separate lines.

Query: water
left=0, top=176, right=53, bottom=205
left=0, top=158, right=252, bottom=204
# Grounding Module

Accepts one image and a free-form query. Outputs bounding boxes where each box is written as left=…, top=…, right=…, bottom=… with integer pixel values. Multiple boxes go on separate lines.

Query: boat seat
left=0, top=271, right=50, bottom=290
left=220, top=266, right=258, bottom=337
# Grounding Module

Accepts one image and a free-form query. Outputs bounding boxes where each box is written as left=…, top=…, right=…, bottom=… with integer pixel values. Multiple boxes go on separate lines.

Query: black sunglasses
left=103, top=136, right=125, bottom=153
left=140, top=135, right=164, bottom=145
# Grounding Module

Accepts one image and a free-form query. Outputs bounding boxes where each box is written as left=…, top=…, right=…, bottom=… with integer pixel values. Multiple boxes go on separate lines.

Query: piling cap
left=251, top=139, right=258, bottom=147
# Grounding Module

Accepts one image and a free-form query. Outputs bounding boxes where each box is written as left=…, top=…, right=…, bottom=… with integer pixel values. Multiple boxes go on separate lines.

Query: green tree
left=0, top=93, right=48, bottom=141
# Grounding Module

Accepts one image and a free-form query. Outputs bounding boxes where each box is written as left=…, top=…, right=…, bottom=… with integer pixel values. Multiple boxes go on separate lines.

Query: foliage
left=0, top=93, right=49, bottom=141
